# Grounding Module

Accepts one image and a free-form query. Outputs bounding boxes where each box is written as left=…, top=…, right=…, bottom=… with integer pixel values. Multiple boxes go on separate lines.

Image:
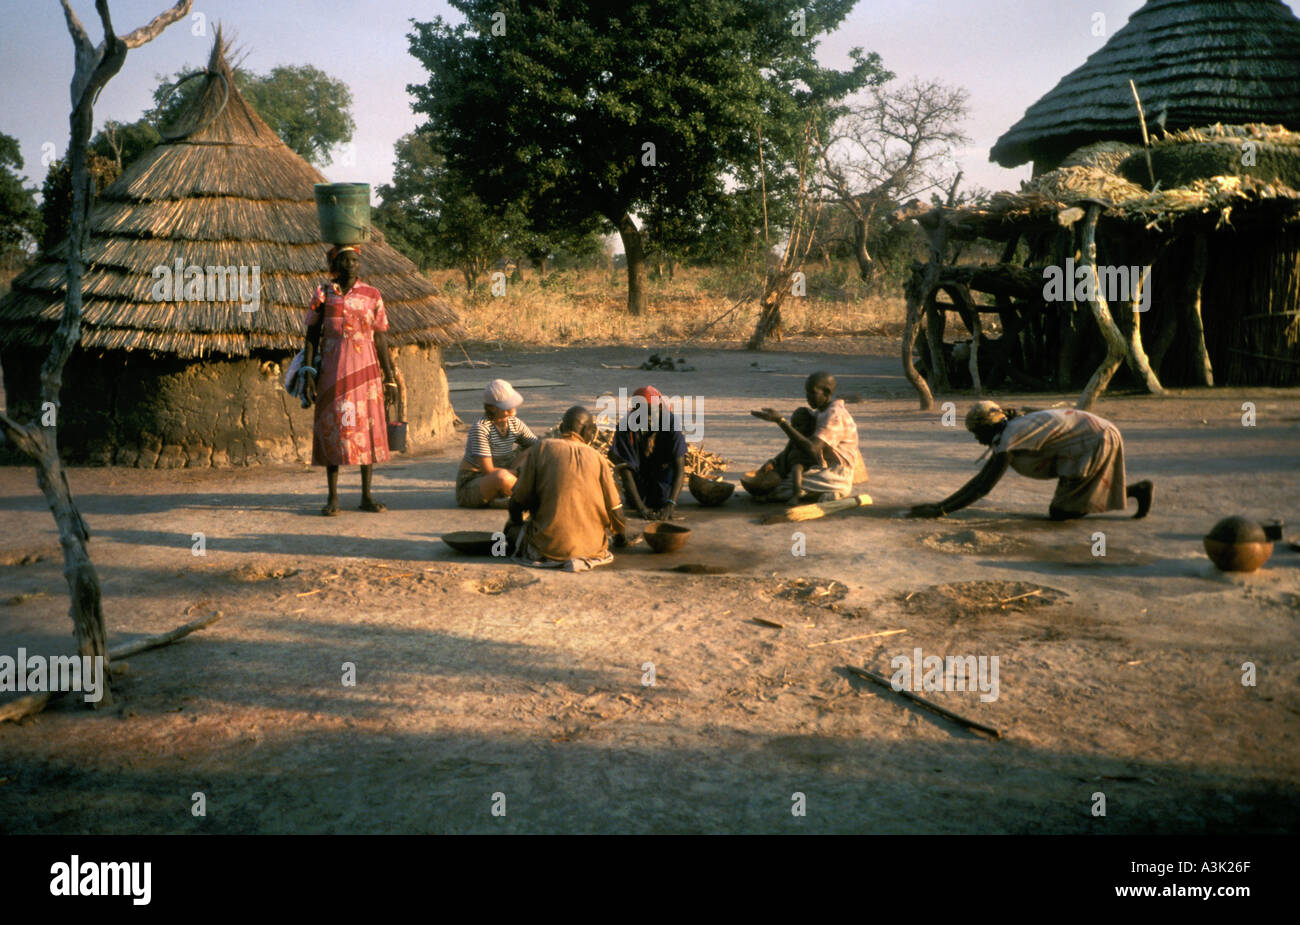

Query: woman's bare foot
left=1127, top=480, right=1153, bottom=519
left=322, top=499, right=339, bottom=516
left=359, top=497, right=387, bottom=513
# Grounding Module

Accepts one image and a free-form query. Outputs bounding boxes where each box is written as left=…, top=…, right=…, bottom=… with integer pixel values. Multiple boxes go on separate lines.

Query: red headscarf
left=633, top=385, right=662, bottom=404
left=327, top=244, right=362, bottom=275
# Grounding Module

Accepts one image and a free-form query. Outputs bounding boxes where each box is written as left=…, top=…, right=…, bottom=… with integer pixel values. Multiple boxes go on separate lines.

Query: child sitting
left=756, top=407, right=820, bottom=504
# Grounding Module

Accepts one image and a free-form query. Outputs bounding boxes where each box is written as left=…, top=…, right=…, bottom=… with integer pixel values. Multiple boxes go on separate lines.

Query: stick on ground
left=844, top=664, right=1002, bottom=738
left=0, top=611, right=223, bottom=724
left=808, top=628, right=906, bottom=648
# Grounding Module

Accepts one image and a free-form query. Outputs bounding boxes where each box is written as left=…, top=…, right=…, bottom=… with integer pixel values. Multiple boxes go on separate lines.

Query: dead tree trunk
left=0, top=0, right=193, bottom=709
left=1077, top=206, right=1129, bottom=411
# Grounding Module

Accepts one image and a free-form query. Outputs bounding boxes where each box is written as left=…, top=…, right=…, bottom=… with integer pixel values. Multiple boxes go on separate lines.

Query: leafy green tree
left=377, top=132, right=602, bottom=287
left=407, top=0, right=888, bottom=314
left=148, top=64, right=354, bottom=165
left=38, top=119, right=161, bottom=251
left=375, top=131, right=513, bottom=288
left=0, top=132, right=42, bottom=266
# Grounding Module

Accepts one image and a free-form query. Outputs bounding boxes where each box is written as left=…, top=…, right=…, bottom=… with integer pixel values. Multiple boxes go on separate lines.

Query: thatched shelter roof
left=990, top=0, right=1300, bottom=170
left=0, top=32, right=462, bottom=358
left=954, top=124, right=1300, bottom=238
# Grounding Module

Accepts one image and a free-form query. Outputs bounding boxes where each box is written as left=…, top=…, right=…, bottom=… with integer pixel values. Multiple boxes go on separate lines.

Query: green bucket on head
left=314, top=182, right=371, bottom=245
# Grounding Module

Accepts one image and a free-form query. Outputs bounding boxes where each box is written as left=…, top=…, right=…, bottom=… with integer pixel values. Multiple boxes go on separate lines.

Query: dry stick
left=844, top=664, right=1002, bottom=738
left=808, top=628, right=906, bottom=648
left=682, top=288, right=759, bottom=344
left=753, top=617, right=785, bottom=629
left=0, top=611, right=223, bottom=724
left=998, top=588, right=1042, bottom=606
left=1129, top=80, right=1157, bottom=188
left=108, top=610, right=224, bottom=660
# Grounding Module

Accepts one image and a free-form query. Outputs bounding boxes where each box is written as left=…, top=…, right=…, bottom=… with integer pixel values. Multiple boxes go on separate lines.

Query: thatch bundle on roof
left=990, top=0, right=1300, bottom=171
left=0, top=32, right=464, bottom=467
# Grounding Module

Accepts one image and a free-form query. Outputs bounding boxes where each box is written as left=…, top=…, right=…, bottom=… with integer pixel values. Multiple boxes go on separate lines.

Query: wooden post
left=920, top=214, right=950, bottom=392
left=1186, top=233, right=1214, bottom=386
left=1123, top=263, right=1164, bottom=394
left=902, top=263, right=935, bottom=410
left=968, top=302, right=983, bottom=397
left=923, top=290, right=949, bottom=391
left=1077, top=205, right=1129, bottom=410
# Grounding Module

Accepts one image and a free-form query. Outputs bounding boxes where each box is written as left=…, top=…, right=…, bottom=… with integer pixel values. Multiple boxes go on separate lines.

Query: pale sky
left=3, top=0, right=1297, bottom=200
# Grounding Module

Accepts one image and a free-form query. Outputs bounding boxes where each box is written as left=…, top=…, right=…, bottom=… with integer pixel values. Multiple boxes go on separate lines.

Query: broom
left=761, top=493, right=872, bottom=525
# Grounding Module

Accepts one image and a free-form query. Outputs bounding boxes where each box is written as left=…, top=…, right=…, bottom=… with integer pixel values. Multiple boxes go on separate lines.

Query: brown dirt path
left=1, top=339, right=1297, bottom=833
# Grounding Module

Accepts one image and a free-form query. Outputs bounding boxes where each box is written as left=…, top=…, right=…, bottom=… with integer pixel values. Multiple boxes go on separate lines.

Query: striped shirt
left=463, top=415, right=538, bottom=468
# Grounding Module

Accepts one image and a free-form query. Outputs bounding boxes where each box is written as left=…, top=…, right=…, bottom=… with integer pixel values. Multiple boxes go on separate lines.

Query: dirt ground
left=2, top=337, right=1298, bottom=833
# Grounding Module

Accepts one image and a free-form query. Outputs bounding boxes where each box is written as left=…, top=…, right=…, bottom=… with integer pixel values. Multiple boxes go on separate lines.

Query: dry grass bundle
left=1022, top=166, right=1147, bottom=204
left=1119, top=124, right=1300, bottom=190
left=1060, top=140, right=1140, bottom=173
left=1157, top=123, right=1300, bottom=147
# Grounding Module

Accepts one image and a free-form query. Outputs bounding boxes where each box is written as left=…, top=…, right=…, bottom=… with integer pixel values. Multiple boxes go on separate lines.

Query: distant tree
left=377, top=132, right=602, bottom=287
left=148, top=64, right=354, bottom=165
left=375, top=131, right=513, bottom=288
left=0, top=131, right=42, bottom=266
left=407, top=0, right=888, bottom=314
left=39, top=119, right=160, bottom=251
left=818, top=78, right=969, bottom=281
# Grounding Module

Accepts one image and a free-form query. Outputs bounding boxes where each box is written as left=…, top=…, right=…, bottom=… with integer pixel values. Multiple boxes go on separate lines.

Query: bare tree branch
left=6, top=0, right=196, bottom=709
left=120, top=0, right=191, bottom=48
left=816, top=78, right=969, bottom=281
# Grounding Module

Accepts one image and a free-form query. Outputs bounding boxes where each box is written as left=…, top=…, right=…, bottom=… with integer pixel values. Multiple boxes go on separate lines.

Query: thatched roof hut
left=894, top=123, right=1300, bottom=405
left=990, top=0, right=1300, bottom=172
left=1, top=33, right=463, bottom=467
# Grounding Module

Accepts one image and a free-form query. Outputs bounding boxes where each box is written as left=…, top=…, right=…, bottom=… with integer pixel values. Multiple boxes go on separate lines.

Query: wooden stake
left=1129, top=80, right=1156, bottom=188
left=844, top=664, right=1002, bottom=738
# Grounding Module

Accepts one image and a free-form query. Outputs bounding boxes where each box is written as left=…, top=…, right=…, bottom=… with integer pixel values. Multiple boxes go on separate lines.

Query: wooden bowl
left=688, top=472, right=736, bottom=506
left=740, top=469, right=781, bottom=497
left=442, top=531, right=501, bottom=556
left=1203, top=538, right=1273, bottom=573
left=643, top=522, right=691, bottom=553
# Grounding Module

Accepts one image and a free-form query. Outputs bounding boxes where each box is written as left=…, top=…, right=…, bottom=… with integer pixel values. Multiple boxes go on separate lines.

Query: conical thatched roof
left=990, top=0, right=1300, bottom=170
left=0, top=32, right=462, bottom=357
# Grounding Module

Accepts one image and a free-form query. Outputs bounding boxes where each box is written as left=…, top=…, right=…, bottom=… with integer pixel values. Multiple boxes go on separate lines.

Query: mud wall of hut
left=0, top=343, right=456, bottom=467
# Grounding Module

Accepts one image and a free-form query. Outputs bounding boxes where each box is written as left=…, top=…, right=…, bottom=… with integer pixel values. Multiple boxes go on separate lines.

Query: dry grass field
left=427, top=263, right=908, bottom=349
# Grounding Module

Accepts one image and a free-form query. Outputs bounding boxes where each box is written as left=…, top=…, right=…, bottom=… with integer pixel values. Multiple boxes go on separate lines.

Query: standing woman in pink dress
left=302, top=245, right=399, bottom=515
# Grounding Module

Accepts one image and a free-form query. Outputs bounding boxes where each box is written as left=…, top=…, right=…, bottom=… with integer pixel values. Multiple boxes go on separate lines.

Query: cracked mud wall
left=1, top=344, right=455, bottom=468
